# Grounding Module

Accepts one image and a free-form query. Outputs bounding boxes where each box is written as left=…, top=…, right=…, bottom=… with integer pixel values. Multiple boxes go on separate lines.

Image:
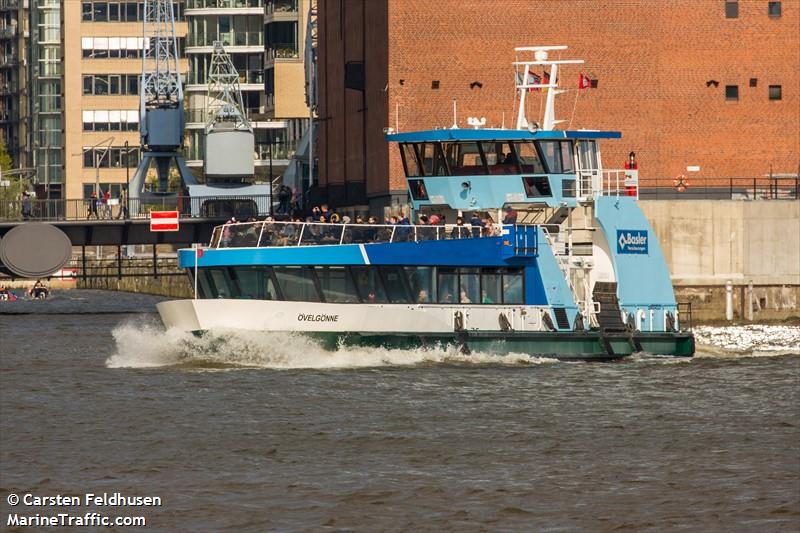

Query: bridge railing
left=210, top=220, right=522, bottom=248
left=0, top=195, right=272, bottom=222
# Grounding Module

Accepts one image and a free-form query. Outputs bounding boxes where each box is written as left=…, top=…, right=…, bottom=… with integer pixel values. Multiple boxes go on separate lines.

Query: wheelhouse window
left=419, top=142, right=448, bottom=176
left=482, top=141, right=520, bottom=174
left=443, top=141, right=486, bottom=175
left=512, top=141, right=545, bottom=173
left=576, top=140, right=598, bottom=171
left=400, top=143, right=421, bottom=177
left=538, top=141, right=575, bottom=174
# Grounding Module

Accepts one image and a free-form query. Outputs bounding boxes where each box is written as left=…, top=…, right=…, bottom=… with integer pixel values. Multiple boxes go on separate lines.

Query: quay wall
left=640, top=200, right=800, bottom=321
left=78, top=271, right=192, bottom=299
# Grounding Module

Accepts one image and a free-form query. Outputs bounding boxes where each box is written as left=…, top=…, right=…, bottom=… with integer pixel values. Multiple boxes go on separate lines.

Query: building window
left=769, top=85, right=782, bottom=100
left=725, top=1, right=738, bottom=18
left=768, top=1, right=781, bottom=17
left=80, top=2, right=184, bottom=22
left=725, top=85, right=739, bottom=101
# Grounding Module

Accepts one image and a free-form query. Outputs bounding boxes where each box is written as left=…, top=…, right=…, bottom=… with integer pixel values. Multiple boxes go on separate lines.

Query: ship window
left=197, top=271, right=215, bottom=299
left=459, top=269, right=480, bottom=304
left=512, top=141, right=545, bottom=173
left=443, top=141, right=487, bottom=175
left=522, top=176, right=552, bottom=197
left=538, top=141, right=575, bottom=174
left=437, top=268, right=458, bottom=303
left=351, top=266, right=389, bottom=303
left=230, top=267, right=260, bottom=299
left=379, top=267, right=412, bottom=303
left=400, top=143, right=421, bottom=177
left=273, top=267, right=321, bottom=302
left=502, top=270, right=524, bottom=304
left=316, top=266, right=360, bottom=303
left=207, top=268, right=233, bottom=298
left=481, top=270, right=502, bottom=304
left=577, top=140, right=598, bottom=171
left=481, top=141, right=519, bottom=174
left=562, top=178, right=576, bottom=198
left=418, top=142, right=448, bottom=176
left=409, top=179, right=429, bottom=201
left=405, top=266, right=436, bottom=303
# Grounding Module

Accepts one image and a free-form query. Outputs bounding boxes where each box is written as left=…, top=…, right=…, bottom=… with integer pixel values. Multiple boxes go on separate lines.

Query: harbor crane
left=129, top=0, right=196, bottom=202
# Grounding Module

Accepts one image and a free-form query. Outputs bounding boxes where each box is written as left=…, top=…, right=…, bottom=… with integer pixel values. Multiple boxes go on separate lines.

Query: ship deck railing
left=209, top=221, right=528, bottom=249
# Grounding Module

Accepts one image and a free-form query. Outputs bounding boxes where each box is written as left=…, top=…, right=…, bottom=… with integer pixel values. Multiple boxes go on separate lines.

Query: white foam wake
left=106, top=320, right=558, bottom=369
left=694, top=325, right=800, bottom=357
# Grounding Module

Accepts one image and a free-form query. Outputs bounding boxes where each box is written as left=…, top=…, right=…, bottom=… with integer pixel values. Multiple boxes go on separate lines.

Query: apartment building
left=0, top=0, right=30, bottom=172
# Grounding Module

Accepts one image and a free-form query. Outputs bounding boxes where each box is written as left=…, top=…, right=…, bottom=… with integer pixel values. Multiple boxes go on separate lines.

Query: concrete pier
left=641, top=200, right=800, bottom=322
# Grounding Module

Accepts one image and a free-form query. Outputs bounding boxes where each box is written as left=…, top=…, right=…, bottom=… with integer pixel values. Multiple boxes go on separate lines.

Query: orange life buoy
left=673, top=174, right=689, bottom=192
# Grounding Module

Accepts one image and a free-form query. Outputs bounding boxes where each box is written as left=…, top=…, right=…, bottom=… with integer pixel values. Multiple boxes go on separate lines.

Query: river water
left=1, top=290, right=798, bottom=532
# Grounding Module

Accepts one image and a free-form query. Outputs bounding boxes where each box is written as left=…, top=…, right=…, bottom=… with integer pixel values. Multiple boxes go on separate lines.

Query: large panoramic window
left=195, top=266, right=525, bottom=305
left=400, top=144, right=421, bottom=177
left=273, top=267, right=320, bottom=302
left=418, top=143, right=448, bottom=176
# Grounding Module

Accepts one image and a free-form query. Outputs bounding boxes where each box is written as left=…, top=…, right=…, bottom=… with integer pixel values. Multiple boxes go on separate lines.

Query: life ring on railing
left=673, top=174, right=690, bottom=193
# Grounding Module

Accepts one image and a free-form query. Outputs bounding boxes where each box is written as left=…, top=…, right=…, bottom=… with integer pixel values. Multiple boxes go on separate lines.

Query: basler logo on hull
left=617, top=229, right=648, bottom=254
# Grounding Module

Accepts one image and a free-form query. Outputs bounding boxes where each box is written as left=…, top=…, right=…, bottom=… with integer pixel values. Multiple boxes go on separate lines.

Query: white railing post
left=297, top=222, right=306, bottom=246
left=390, top=226, right=396, bottom=242
left=256, top=221, right=266, bottom=247
left=339, top=223, right=346, bottom=244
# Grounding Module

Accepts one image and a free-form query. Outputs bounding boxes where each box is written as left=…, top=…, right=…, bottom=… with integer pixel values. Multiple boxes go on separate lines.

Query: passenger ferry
left=157, top=46, right=695, bottom=359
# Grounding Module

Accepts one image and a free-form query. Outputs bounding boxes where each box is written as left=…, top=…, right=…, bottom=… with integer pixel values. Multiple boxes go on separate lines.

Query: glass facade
left=32, top=0, right=63, bottom=186
left=193, top=265, right=525, bottom=304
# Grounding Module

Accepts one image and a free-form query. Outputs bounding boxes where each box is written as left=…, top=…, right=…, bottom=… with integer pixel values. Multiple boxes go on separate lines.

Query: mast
left=513, top=46, right=584, bottom=130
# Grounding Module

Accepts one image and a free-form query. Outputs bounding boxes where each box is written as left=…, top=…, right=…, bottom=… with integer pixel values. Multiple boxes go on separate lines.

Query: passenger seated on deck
left=417, top=289, right=429, bottom=303
left=29, top=280, right=49, bottom=300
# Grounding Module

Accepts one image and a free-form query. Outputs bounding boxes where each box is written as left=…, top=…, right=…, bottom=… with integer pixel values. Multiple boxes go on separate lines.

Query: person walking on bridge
left=21, top=192, right=32, bottom=220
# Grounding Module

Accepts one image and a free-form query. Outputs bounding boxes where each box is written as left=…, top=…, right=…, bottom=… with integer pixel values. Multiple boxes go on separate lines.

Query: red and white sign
left=53, top=268, right=78, bottom=281
left=150, top=210, right=180, bottom=232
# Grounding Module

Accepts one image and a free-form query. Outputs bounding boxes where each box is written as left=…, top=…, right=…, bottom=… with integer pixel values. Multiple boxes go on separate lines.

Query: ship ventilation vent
left=553, top=307, right=570, bottom=329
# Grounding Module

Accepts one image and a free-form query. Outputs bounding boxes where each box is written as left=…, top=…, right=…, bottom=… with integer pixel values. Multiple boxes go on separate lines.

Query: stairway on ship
left=592, top=282, right=627, bottom=332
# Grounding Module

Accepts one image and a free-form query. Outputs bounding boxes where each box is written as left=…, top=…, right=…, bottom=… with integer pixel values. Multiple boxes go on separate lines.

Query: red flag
left=542, top=71, right=550, bottom=93
left=578, top=73, right=591, bottom=89
left=196, top=248, right=204, bottom=258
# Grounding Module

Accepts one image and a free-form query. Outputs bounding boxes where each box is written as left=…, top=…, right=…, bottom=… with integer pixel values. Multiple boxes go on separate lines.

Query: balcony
left=0, top=0, right=21, bottom=11
left=0, top=25, right=17, bottom=39
left=266, top=0, right=297, bottom=15
left=185, top=0, right=263, bottom=10
left=266, top=42, right=299, bottom=61
left=186, top=31, right=262, bottom=48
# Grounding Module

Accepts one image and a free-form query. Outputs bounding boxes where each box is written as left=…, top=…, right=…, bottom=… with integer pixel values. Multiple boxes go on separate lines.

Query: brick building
left=316, top=0, right=799, bottom=213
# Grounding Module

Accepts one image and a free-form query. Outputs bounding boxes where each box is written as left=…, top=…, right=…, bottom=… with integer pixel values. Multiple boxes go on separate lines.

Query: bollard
left=726, top=280, right=733, bottom=321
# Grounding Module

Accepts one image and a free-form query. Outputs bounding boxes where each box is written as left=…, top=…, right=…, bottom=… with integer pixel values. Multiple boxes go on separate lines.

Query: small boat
left=157, top=46, right=694, bottom=360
